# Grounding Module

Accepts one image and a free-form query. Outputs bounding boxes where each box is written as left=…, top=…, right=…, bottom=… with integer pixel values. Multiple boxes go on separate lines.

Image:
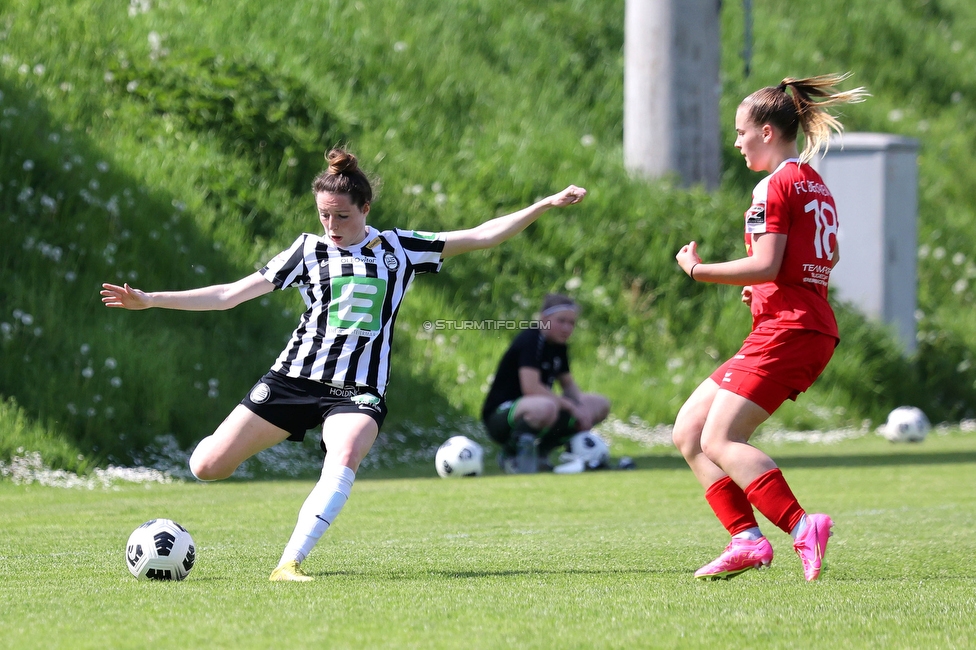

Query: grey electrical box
left=812, top=133, right=920, bottom=353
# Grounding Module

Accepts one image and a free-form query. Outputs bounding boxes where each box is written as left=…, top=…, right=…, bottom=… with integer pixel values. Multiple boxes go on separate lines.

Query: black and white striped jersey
left=260, top=226, right=445, bottom=395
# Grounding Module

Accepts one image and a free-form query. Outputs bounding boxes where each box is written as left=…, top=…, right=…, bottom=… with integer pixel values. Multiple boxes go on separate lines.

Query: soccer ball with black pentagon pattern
left=567, top=431, right=611, bottom=469
left=880, top=406, right=931, bottom=443
left=125, top=519, right=196, bottom=581
left=435, top=436, right=484, bottom=478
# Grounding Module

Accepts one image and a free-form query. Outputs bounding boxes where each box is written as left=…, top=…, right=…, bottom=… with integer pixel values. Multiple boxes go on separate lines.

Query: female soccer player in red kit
left=673, top=73, right=867, bottom=581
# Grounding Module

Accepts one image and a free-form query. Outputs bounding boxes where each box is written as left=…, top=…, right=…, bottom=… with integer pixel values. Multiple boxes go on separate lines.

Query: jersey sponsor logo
left=328, top=277, right=387, bottom=333
left=334, top=255, right=376, bottom=265
left=383, top=252, right=400, bottom=271
left=409, top=230, right=438, bottom=240
left=802, top=263, right=832, bottom=287
left=745, top=202, right=766, bottom=231
left=351, top=393, right=381, bottom=412
left=793, top=180, right=831, bottom=197
left=249, top=383, right=271, bottom=404
left=329, top=386, right=357, bottom=398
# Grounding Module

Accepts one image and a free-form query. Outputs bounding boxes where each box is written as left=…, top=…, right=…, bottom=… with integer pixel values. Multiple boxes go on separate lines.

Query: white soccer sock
left=790, top=514, right=808, bottom=540
left=732, top=526, right=763, bottom=541
left=278, top=465, right=356, bottom=565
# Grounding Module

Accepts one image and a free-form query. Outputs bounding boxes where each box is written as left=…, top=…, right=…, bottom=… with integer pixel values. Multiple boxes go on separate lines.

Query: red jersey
left=744, top=159, right=839, bottom=339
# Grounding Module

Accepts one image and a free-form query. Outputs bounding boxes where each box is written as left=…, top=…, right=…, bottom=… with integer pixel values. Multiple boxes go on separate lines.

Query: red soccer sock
left=744, top=468, right=805, bottom=535
left=704, top=476, right=759, bottom=536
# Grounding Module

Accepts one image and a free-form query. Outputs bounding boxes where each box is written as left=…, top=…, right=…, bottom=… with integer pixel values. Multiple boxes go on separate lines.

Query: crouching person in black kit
left=481, top=294, right=611, bottom=473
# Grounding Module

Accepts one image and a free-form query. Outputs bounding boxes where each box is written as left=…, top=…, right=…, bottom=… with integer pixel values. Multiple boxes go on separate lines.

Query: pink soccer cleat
left=694, top=537, right=774, bottom=580
left=793, top=513, right=834, bottom=581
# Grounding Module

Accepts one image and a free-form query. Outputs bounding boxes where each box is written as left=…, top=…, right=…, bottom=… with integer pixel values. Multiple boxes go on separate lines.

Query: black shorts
left=483, top=399, right=519, bottom=445
left=241, top=371, right=388, bottom=442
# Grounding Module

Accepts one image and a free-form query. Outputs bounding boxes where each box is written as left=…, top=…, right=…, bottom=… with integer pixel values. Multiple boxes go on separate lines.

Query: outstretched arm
left=101, top=272, right=275, bottom=311
left=440, top=185, right=586, bottom=258
left=676, top=233, right=788, bottom=286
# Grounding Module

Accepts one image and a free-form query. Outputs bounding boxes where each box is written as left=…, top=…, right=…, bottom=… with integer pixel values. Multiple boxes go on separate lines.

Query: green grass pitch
left=2, top=431, right=975, bottom=649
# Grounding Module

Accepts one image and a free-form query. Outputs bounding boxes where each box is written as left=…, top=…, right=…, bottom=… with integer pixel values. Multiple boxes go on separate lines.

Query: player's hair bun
left=326, top=148, right=360, bottom=175
left=313, top=147, right=375, bottom=209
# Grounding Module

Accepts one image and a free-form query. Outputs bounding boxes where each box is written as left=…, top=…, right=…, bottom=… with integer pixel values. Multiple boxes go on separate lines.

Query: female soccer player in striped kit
left=673, top=74, right=867, bottom=581
left=102, top=148, right=586, bottom=581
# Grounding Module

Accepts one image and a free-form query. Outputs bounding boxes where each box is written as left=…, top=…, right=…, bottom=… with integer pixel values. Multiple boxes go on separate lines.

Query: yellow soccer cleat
left=269, top=560, right=313, bottom=582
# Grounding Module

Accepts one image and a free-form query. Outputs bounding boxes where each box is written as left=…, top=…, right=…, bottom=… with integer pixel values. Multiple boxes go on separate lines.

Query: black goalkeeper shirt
left=481, top=328, right=570, bottom=421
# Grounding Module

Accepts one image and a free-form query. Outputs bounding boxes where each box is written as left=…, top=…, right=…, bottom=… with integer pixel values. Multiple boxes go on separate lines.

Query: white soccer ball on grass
left=125, top=518, right=196, bottom=581
left=554, top=431, right=611, bottom=474
left=435, top=436, right=484, bottom=478
left=880, top=406, right=931, bottom=443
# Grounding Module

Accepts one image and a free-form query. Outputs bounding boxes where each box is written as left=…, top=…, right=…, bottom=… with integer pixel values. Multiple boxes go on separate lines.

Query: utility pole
left=624, top=0, right=722, bottom=188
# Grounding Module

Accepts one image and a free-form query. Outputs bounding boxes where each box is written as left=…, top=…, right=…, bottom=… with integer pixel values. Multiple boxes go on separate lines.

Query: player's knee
left=671, top=418, right=702, bottom=458
left=699, top=431, right=726, bottom=464
left=537, top=400, right=561, bottom=427
left=188, top=460, right=215, bottom=482
left=522, top=399, right=560, bottom=429
left=188, top=452, right=226, bottom=482
left=543, top=400, right=560, bottom=427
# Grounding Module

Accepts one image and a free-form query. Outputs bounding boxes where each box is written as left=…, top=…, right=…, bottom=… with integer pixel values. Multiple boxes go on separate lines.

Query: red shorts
left=709, top=328, right=837, bottom=414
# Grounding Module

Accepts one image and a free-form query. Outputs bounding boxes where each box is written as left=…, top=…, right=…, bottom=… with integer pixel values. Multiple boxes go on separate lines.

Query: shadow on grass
left=619, top=450, right=976, bottom=471
left=347, top=448, right=976, bottom=482
left=774, top=451, right=976, bottom=469
left=307, top=567, right=686, bottom=580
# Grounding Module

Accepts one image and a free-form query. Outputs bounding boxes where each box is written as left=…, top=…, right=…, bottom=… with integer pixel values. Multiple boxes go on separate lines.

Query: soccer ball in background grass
left=435, top=436, right=484, bottom=478
left=554, top=431, right=611, bottom=473
left=125, top=519, right=196, bottom=581
left=569, top=431, right=611, bottom=469
left=880, top=406, right=931, bottom=443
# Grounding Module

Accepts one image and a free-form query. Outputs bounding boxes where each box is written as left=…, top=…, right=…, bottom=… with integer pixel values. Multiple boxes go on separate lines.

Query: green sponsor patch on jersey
left=328, top=277, right=387, bottom=331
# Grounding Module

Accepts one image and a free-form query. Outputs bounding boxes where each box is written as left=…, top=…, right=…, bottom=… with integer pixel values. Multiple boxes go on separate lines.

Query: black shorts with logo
left=241, top=371, right=388, bottom=442
left=483, top=399, right=519, bottom=445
